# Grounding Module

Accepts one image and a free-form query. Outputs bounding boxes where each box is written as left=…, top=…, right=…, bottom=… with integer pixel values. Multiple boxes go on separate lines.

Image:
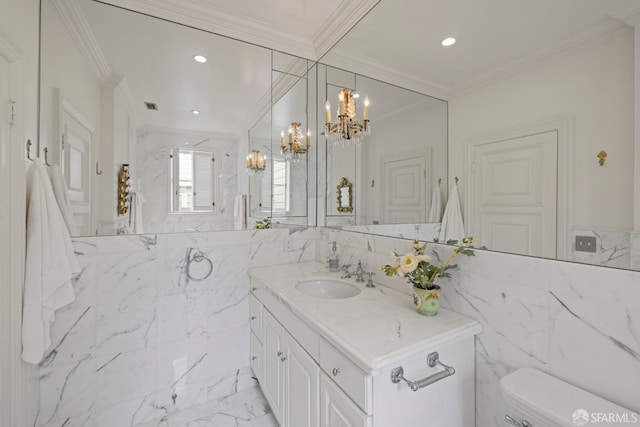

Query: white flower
left=399, top=253, right=419, bottom=274
left=417, top=255, right=433, bottom=264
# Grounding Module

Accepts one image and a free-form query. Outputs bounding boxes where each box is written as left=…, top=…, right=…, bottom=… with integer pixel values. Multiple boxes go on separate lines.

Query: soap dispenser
left=328, top=241, right=340, bottom=271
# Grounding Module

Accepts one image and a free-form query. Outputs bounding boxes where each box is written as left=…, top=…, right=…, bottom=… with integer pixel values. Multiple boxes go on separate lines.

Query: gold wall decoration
left=336, top=177, right=353, bottom=213
left=597, top=150, right=607, bottom=166
left=117, top=163, right=130, bottom=216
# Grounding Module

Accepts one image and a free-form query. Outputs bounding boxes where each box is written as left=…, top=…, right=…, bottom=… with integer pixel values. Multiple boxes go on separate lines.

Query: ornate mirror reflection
left=336, top=177, right=353, bottom=213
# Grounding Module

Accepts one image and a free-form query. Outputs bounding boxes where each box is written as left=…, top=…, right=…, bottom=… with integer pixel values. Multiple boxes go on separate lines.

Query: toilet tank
left=500, top=368, right=638, bottom=427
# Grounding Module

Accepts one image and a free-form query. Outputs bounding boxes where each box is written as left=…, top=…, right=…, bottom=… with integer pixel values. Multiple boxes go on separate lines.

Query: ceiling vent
left=144, top=102, right=158, bottom=111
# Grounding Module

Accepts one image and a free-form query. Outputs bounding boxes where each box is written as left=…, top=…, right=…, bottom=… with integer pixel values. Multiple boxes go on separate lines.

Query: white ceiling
left=79, top=0, right=274, bottom=135
left=60, top=0, right=640, bottom=137
left=323, top=0, right=640, bottom=98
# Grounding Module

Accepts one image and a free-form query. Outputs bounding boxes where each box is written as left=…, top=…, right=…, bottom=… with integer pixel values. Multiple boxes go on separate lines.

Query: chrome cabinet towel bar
left=390, top=352, right=455, bottom=392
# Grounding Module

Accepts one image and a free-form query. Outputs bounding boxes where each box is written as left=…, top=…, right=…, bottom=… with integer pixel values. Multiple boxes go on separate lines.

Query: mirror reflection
left=336, top=177, right=353, bottom=212
left=318, top=64, right=448, bottom=241
left=40, top=0, right=310, bottom=236
left=320, top=0, right=639, bottom=270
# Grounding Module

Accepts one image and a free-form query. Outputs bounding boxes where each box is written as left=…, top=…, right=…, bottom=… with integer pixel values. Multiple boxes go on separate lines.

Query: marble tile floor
left=136, top=386, right=278, bottom=427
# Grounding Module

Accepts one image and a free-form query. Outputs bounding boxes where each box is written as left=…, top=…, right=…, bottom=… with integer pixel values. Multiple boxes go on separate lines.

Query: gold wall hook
left=597, top=150, right=607, bottom=166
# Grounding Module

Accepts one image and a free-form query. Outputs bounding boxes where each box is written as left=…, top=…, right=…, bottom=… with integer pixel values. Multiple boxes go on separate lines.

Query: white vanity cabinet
left=249, top=268, right=480, bottom=427
left=320, top=373, right=371, bottom=427
left=261, top=308, right=320, bottom=427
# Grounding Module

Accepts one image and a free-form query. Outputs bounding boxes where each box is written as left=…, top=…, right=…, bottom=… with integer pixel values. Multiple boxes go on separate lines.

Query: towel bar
left=390, top=352, right=455, bottom=392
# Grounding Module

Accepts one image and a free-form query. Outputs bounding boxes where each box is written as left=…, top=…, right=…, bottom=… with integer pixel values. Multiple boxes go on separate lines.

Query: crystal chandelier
left=280, top=122, right=311, bottom=162
left=325, top=88, right=370, bottom=147
left=246, top=150, right=266, bottom=175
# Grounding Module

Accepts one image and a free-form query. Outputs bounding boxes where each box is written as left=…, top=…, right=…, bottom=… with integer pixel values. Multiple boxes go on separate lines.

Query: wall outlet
left=284, top=238, right=294, bottom=252
left=575, top=235, right=597, bottom=253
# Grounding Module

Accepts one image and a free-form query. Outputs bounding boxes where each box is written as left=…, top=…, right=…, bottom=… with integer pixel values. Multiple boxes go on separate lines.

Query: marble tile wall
left=39, top=227, right=318, bottom=427
left=137, top=131, right=238, bottom=234
left=340, top=223, right=441, bottom=242
left=570, top=228, right=631, bottom=269
left=322, top=229, right=640, bottom=427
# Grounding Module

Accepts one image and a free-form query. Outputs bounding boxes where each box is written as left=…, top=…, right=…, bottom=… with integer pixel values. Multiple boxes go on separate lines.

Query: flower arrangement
left=254, top=217, right=271, bottom=229
left=381, top=238, right=476, bottom=290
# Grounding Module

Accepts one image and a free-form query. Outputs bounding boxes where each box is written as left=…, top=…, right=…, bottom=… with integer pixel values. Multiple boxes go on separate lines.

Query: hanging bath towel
left=438, top=181, right=465, bottom=244
left=233, top=194, right=245, bottom=230
left=23, top=161, right=80, bottom=364
left=47, top=163, right=77, bottom=236
left=428, top=184, right=442, bottom=223
left=129, top=192, right=146, bottom=234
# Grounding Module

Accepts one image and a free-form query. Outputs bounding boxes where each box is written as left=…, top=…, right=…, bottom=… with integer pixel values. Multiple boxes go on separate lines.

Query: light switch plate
left=575, top=235, right=597, bottom=253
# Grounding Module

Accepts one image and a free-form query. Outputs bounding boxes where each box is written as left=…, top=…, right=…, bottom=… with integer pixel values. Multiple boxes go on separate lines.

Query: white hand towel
left=233, top=194, right=245, bottom=230
left=23, top=161, right=80, bottom=364
left=438, top=181, right=465, bottom=244
left=47, top=163, right=77, bottom=236
left=428, top=185, right=442, bottom=223
left=128, top=192, right=146, bottom=234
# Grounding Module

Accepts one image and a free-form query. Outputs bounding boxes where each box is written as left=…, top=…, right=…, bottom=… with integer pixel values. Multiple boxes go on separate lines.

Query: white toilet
left=500, top=368, right=639, bottom=426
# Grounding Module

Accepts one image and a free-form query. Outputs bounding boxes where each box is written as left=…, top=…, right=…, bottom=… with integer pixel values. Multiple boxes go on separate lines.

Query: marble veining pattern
left=570, top=228, right=631, bottom=269
left=39, top=228, right=317, bottom=426
left=327, top=229, right=640, bottom=426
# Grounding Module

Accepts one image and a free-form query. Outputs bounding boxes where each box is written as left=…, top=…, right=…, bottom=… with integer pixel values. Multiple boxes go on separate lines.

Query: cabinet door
left=285, top=333, right=320, bottom=427
left=320, top=373, right=371, bottom=427
left=250, top=331, right=263, bottom=384
left=263, top=310, right=285, bottom=425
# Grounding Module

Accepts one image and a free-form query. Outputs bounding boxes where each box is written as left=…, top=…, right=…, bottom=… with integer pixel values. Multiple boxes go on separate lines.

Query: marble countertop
left=249, top=261, right=482, bottom=375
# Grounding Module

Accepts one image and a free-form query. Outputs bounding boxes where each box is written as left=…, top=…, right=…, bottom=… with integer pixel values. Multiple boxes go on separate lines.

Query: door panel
left=285, top=333, right=319, bottom=427
left=263, top=310, right=285, bottom=425
left=471, top=131, right=558, bottom=257
left=320, top=374, right=370, bottom=427
left=61, top=107, right=93, bottom=235
left=383, top=154, right=427, bottom=223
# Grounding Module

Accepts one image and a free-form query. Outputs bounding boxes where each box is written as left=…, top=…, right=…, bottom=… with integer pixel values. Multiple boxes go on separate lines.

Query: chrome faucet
left=340, top=264, right=353, bottom=279
left=366, top=272, right=375, bottom=288
left=355, top=261, right=365, bottom=283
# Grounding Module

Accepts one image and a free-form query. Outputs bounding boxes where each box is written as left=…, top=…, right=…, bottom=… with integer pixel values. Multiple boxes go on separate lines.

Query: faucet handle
left=366, top=272, right=376, bottom=288
left=341, top=263, right=352, bottom=271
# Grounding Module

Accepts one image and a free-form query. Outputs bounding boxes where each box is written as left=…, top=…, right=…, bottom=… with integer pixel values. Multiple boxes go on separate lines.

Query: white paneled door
left=57, top=94, right=94, bottom=236
left=382, top=153, right=429, bottom=223
left=470, top=131, right=558, bottom=258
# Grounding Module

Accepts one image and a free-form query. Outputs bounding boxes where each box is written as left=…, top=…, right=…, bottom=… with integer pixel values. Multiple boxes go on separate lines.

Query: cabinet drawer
left=250, top=295, right=263, bottom=340
left=250, top=331, right=263, bottom=384
left=319, top=339, right=371, bottom=415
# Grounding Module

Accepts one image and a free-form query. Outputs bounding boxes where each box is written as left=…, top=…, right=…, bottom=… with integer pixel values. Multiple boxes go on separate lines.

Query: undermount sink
left=296, top=278, right=361, bottom=299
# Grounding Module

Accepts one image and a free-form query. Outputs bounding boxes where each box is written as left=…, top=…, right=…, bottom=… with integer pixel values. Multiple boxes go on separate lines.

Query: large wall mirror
left=247, top=53, right=315, bottom=228
left=320, top=0, right=639, bottom=271
left=317, top=63, right=447, bottom=241
left=39, top=0, right=311, bottom=236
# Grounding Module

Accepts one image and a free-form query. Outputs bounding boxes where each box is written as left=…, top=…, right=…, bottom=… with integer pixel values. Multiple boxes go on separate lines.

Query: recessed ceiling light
left=441, top=37, right=456, bottom=47
left=193, top=55, right=207, bottom=63
left=191, top=110, right=200, bottom=115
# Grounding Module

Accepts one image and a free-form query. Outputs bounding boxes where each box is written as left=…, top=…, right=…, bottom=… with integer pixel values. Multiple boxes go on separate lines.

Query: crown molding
left=108, top=75, right=140, bottom=130
left=609, top=3, right=640, bottom=26
left=312, top=0, right=380, bottom=59
left=322, top=49, right=450, bottom=101
left=51, top=0, right=111, bottom=82
left=0, top=31, right=21, bottom=63
left=451, top=20, right=629, bottom=96
left=375, top=98, right=442, bottom=125
left=99, top=0, right=316, bottom=60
